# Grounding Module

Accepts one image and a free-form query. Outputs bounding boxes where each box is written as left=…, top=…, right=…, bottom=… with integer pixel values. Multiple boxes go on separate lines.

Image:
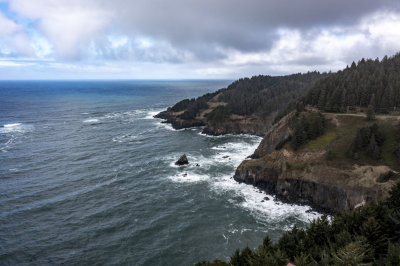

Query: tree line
left=303, top=53, right=400, bottom=113
left=166, top=72, right=325, bottom=122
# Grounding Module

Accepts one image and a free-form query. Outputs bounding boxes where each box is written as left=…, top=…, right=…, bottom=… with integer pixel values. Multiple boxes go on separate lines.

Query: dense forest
left=273, top=53, right=400, bottom=124
left=303, top=53, right=400, bottom=112
left=197, top=183, right=400, bottom=266
left=168, top=72, right=325, bottom=122
left=217, top=72, right=324, bottom=117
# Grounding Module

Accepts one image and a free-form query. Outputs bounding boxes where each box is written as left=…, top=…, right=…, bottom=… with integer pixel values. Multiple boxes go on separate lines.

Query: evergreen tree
left=367, top=104, right=376, bottom=121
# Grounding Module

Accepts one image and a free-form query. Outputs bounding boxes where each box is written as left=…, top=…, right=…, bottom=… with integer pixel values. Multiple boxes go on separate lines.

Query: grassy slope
left=302, top=114, right=400, bottom=171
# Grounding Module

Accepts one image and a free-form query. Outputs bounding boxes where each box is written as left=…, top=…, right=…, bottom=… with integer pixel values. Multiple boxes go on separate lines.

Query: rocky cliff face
left=234, top=112, right=397, bottom=213
left=155, top=109, right=271, bottom=136
left=202, top=118, right=269, bottom=136
left=251, top=112, right=294, bottom=158
left=235, top=149, right=394, bottom=213
left=154, top=110, right=205, bottom=129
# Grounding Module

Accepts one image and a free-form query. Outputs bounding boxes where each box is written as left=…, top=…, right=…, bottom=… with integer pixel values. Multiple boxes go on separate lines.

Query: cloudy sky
left=0, top=0, right=400, bottom=79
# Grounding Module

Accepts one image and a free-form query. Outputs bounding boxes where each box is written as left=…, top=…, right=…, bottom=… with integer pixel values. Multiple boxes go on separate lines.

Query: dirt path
left=322, top=112, right=400, bottom=121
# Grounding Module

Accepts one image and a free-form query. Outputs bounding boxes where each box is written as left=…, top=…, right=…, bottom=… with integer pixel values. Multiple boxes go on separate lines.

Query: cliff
left=155, top=103, right=272, bottom=136
left=155, top=72, right=324, bottom=136
left=234, top=111, right=400, bottom=213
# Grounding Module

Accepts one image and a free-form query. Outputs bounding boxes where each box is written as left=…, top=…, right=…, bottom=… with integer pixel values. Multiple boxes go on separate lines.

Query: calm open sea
left=0, top=80, right=319, bottom=265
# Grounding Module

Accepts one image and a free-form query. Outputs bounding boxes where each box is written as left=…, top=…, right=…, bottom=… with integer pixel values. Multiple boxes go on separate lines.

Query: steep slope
left=155, top=72, right=324, bottom=136
left=234, top=110, right=400, bottom=213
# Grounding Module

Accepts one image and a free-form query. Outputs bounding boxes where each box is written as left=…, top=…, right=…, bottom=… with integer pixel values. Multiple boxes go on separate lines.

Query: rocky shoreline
left=155, top=109, right=269, bottom=136
left=157, top=107, right=398, bottom=214
left=233, top=153, right=392, bottom=214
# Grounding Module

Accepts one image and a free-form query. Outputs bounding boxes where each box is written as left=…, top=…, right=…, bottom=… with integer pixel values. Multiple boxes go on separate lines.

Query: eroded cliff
left=234, top=111, right=400, bottom=213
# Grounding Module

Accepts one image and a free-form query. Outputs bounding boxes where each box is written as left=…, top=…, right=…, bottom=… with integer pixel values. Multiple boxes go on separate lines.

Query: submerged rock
left=175, top=154, right=189, bottom=165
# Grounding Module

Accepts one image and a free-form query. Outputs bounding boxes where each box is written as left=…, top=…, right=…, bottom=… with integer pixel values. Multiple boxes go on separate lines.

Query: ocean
left=0, top=80, right=319, bottom=265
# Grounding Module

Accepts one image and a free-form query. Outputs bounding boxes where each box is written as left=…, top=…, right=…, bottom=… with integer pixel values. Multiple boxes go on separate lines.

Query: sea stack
left=175, top=154, right=189, bottom=165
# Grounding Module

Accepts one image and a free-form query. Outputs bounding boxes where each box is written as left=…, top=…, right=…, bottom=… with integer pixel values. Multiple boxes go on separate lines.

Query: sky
left=0, top=0, right=400, bottom=80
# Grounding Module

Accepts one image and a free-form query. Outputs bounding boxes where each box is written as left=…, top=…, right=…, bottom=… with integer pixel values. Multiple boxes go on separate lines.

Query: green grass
left=306, top=132, right=337, bottom=151
left=298, top=113, right=400, bottom=170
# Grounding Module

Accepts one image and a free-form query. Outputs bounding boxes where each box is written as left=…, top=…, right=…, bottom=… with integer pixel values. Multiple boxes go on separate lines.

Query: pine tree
left=367, top=104, right=375, bottom=121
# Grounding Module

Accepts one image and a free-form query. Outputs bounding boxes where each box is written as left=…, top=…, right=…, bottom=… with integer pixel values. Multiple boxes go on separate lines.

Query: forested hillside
left=215, top=72, right=323, bottom=117
left=303, top=53, right=400, bottom=112
left=156, top=72, right=325, bottom=135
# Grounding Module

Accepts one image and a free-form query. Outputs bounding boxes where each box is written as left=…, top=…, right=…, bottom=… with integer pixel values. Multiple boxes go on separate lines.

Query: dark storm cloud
left=107, top=0, right=399, bottom=57
left=3, top=0, right=400, bottom=78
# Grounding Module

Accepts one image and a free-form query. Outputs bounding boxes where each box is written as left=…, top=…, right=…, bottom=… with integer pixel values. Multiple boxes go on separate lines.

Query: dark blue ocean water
left=0, top=80, right=319, bottom=265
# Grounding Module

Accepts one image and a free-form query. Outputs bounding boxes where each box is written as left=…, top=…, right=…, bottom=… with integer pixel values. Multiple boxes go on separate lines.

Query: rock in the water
left=264, top=196, right=270, bottom=201
left=222, top=155, right=229, bottom=159
left=175, top=154, right=189, bottom=165
left=196, top=163, right=200, bottom=167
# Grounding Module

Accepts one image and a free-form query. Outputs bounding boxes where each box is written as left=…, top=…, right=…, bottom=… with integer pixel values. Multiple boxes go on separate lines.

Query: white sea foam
left=156, top=121, right=181, bottom=131
left=168, top=172, right=210, bottom=183
left=211, top=140, right=261, bottom=167
left=211, top=174, right=320, bottom=223
left=167, top=131, right=319, bottom=223
left=3, top=123, right=21, bottom=128
left=209, top=138, right=319, bottom=223
left=112, top=134, right=138, bottom=143
left=142, top=109, right=164, bottom=119
left=198, top=131, right=226, bottom=138
left=112, top=128, right=155, bottom=143
left=0, top=123, right=32, bottom=133
left=83, top=118, right=100, bottom=123
left=84, top=109, right=165, bottom=125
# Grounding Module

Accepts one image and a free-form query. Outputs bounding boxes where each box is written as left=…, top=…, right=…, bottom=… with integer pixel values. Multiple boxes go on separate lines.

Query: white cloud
left=360, top=11, right=400, bottom=55
left=215, top=10, right=400, bottom=75
left=0, top=11, right=21, bottom=36
left=0, top=10, right=34, bottom=56
left=1, top=1, right=400, bottom=78
left=8, top=0, right=113, bottom=58
left=30, top=34, right=53, bottom=58
left=108, top=35, right=129, bottom=49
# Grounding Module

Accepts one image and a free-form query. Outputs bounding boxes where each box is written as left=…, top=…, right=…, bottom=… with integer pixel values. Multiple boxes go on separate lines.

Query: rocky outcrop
left=155, top=109, right=271, bottom=136
left=175, top=154, right=189, bottom=165
left=202, top=118, right=269, bottom=136
left=155, top=111, right=205, bottom=129
left=251, top=111, right=294, bottom=158
left=235, top=150, right=394, bottom=213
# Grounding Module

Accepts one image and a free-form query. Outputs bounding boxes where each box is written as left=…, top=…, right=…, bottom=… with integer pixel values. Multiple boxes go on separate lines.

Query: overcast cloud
left=0, top=0, right=400, bottom=79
